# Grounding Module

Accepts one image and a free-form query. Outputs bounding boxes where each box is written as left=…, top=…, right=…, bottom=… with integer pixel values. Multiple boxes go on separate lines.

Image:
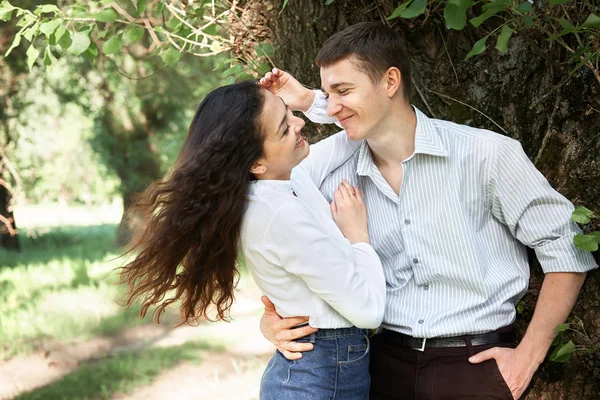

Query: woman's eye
left=283, top=125, right=290, bottom=135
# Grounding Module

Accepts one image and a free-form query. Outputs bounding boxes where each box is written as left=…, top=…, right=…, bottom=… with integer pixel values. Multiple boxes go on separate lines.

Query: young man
left=258, top=22, right=597, bottom=399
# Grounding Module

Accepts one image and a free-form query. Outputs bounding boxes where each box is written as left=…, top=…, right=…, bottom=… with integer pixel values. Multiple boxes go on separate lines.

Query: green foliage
left=571, top=206, right=600, bottom=252
left=550, top=318, right=599, bottom=362
left=5, top=63, right=120, bottom=205
left=385, top=0, right=600, bottom=82
left=1, top=0, right=232, bottom=70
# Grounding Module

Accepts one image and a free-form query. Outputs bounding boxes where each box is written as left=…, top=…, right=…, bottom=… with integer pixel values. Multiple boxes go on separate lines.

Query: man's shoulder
left=431, top=118, right=519, bottom=157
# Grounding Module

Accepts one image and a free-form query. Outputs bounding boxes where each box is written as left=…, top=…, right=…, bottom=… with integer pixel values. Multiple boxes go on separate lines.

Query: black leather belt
left=382, top=329, right=515, bottom=352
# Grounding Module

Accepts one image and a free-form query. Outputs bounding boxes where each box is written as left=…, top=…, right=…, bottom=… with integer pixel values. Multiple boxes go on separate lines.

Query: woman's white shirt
left=240, top=130, right=386, bottom=329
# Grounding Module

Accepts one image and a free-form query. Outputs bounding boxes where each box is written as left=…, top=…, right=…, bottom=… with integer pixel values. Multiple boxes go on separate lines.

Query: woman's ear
left=250, top=161, right=267, bottom=175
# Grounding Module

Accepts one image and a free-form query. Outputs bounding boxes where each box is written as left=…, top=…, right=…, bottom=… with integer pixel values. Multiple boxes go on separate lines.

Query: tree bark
left=236, top=1, right=600, bottom=398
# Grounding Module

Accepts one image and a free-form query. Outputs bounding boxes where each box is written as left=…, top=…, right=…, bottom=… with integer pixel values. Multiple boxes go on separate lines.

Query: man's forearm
left=518, top=272, right=587, bottom=364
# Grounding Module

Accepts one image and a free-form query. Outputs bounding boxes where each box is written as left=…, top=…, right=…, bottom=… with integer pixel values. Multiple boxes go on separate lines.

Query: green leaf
left=550, top=340, right=576, bottom=362
left=470, top=2, right=508, bottom=28
left=68, top=30, right=91, bottom=56
left=204, top=24, right=218, bottom=36
left=388, top=0, right=412, bottom=20
left=223, top=64, right=243, bottom=77
left=4, top=32, right=21, bottom=56
left=548, top=0, right=570, bottom=4
left=574, top=233, right=599, bottom=252
left=94, top=9, right=118, bottom=23
left=448, top=0, right=473, bottom=7
left=54, top=23, right=67, bottom=42
left=57, top=30, right=72, bottom=49
left=571, top=206, right=595, bottom=224
left=254, top=42, right=274, bottom=58
left=40, top=18, right=62, bottom=38
left=102, top=35, right=122, bottom=55
left=258, top=63, right=271, bottom=74
left=0, top=1, right=14, bottom=21
left=465, top=36, right=488, bottom=60
left=34, top=4, right=60, bottom=15
left=281, top=0, right=289, bottom=12
left=26, top=43, right=39, bottom=71
left=516, top=301, right=525, bottom=315
left=555, top=323, right=570, bottom=332
left=136, top=0, right=148, bottom=16
left=22, top=22, right=39, bottom=42
left=84, top=43, right=98, bottom=59
left=126, top=25, right=145, bottom=42
left=400, top=0, right=427, bottom=19
left=585, top=345, right=599, bottom=354
left=43, top=45, right=57, bottom=66
left=581, top=14, right=600, bottom=28
left=161, top=47, right=181, bottom=65
left=495, top=25, right=513, bottom=54
left=444, top=4, right=468, bottom=30
left=324, top=0, right=335, bottom=5
left=557, top=18, right=575, bottom=30
left=515, top=2, right=532, bottom=13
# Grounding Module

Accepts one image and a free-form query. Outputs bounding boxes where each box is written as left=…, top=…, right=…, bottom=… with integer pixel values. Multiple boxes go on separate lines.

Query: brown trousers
left=369, top=331, right=516, bottom=400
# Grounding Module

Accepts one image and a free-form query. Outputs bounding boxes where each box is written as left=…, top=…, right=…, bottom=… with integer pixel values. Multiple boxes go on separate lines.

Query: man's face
left=320, top=57, right=388, bottom=141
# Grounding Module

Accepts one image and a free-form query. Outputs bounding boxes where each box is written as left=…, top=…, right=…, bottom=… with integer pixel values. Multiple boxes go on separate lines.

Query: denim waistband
left=293, top=324, right=368, bottom=341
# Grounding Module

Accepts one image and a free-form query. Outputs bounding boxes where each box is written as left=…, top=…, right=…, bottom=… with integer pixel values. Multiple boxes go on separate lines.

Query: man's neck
left=367, top=103, right=417, bottom=169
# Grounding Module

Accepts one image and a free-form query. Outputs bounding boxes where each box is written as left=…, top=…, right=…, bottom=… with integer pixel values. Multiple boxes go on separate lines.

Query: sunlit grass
left=15, top=340, right=223, bottom=400
left=0, top=204, right=161, bottom=359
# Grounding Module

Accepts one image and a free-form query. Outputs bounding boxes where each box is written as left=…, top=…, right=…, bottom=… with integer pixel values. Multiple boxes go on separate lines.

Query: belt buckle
left=416, top=337, right=427, bottom=352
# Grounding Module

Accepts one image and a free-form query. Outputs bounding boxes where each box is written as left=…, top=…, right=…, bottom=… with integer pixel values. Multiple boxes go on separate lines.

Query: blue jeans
left=260, top=326, right=371, bottom=400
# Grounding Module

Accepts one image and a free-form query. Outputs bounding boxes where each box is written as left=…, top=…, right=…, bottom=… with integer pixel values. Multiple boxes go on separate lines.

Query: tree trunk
left=0, top=166, right=19, bottom=251
left=237, top=1, right=600, bottom=398
left=99, top=101, right=162, bottom=247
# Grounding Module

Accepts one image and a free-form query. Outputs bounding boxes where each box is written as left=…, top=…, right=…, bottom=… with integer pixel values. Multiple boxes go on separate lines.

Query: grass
left=0, top=223, right=152, bottom=359
left=0, top=204, right=170, bottom=359
left=15, top=340, right=223, bottom=400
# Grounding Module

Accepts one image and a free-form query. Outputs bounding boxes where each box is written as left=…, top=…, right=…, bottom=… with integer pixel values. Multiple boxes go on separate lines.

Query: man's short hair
left=316, top=22, right=411, bottom=99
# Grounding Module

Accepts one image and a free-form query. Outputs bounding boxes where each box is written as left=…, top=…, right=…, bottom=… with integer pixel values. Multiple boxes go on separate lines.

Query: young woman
left=120, top=79, right=385, bottom=399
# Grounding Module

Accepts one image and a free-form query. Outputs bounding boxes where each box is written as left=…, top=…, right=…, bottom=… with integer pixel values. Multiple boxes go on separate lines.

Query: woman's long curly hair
left=120, top=81, right=266, bottom=324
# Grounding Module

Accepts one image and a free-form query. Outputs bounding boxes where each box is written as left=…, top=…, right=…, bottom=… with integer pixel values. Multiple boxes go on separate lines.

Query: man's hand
left=259, top=295, right=318, bottom=360
left=469, top=345, right=540, bottom=399
left=258, top=68, right=315, bottom=112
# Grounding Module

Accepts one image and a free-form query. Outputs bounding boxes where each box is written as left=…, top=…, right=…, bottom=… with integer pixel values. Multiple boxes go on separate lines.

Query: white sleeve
left=262, top=203, right=386, bottom=328
left=304, top=90, right=340, bottom=125
left=299, top=131, right=362, bottom=188
left=300, top=90, right=362, bottom=187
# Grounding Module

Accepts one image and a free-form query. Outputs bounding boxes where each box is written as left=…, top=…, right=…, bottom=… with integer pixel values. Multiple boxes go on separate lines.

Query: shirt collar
left=356, top=106, right=448, bottom=176
left=248, top=179, right=293, bottom=196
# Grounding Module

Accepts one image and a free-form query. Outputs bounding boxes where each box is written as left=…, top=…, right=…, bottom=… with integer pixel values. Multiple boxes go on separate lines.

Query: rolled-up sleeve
left=262, top=203, right=386, bottom=328
left=489, top=138, right=597, bottom=273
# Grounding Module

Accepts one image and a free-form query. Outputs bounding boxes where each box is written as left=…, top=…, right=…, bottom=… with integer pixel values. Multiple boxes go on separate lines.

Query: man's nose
left=327, top=98, right=342, bottom=117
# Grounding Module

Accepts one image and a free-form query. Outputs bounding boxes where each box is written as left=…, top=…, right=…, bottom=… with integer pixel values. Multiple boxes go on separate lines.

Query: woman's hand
left=330, top=180, right=370, bottom=244
left=258, top=68, right=315, bottom=112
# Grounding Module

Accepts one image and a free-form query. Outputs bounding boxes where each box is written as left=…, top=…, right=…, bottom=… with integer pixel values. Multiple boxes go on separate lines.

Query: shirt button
left=418, top=319, right=424, bottom=324
left=404, top=219, right=411, bottom=225
left=424, top=284, right=429, bottom=291
left=413, top=258, right=419, bottom=264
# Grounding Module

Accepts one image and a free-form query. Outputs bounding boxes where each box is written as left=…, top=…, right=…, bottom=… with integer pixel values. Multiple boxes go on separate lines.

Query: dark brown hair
left=316, top=22, right=412, bottom=98
left=119, top=81, right=265, bottom=324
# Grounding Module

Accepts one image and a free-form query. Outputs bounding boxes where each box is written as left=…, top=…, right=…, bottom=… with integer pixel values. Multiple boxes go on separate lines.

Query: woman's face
left=253, top=90, right=308, bottom=180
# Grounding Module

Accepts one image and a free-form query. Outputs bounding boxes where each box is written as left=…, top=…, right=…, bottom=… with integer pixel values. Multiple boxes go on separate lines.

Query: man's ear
left=250, top=161, right=267, bottom=175
left=385, top=67, right=402, bottom=98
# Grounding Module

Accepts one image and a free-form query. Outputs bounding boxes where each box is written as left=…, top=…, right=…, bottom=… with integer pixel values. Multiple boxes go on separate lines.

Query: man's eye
left=339, top=89, right=349, bottom=95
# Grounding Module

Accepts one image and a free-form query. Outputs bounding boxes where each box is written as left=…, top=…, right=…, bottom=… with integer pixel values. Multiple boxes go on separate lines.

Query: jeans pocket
left=340, top=334, right=370, bottom=365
